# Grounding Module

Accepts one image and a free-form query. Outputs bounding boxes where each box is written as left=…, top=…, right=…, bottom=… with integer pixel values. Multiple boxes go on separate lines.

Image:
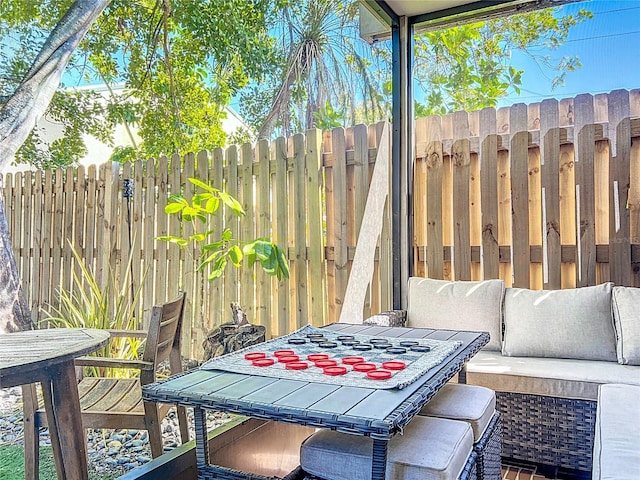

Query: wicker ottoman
left=300, top=415, right=477, bottom=480
left=419, top=383, right=502, bottom=480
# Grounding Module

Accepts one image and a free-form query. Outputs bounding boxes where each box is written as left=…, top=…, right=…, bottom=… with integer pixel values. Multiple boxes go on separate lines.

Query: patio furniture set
left=142, top=322, right=497, bottom=480
left=368, top=277, right=640, bottom=478
left=5, top=278, right=639, bottom=479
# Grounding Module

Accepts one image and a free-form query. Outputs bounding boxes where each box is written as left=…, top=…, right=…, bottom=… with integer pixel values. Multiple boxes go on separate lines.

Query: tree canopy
left=248, top=0, right=591, bottom=136
left=1, top=0, right=280, bottom=168
left=0, top=0, right=591, bottom=168
left=412, top=8, right=592, bottom=115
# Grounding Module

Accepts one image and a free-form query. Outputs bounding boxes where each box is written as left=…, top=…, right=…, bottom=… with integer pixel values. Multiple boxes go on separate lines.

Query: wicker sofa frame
left=367, top=310, right=598, bottom=474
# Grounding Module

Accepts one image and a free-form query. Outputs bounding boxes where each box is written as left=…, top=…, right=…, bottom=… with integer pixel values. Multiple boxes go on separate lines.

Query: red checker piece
left=252, top=358, right=275, bottom=367
left=286, top=361, right=309, bottom=370
left=367, top=369, right=392, bottom=380
left=314, top=359, right=338, bottom=368
left=244, top=352, right=267, bottom=361
left=307, top=353, right=329, bottom=362
left=353, top=362, right=377, bottom=372
left=323, top=366, right=348, bottom=376
left=274, top=349, right=295, bottom=357
left=382, top=361, right=406, bottom=371
left=278, top=355, right=300, bottom=363
left=341, top=356, right=365, bottom=365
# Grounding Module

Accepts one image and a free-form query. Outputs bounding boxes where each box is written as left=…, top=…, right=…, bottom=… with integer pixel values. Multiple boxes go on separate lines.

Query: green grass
left=0, top=445, right=121, bottom=480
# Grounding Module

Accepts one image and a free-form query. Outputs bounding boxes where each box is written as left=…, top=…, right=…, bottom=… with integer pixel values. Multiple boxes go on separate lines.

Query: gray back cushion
left=612, top=286, right=640, bottom=365
left=407, top=277, right=504, bottom=351
left=502, top=283, right=617, bottom=361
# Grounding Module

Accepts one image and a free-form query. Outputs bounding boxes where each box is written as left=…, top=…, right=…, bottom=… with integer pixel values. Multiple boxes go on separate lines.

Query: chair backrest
left=142, top=292, right=186, bottom=373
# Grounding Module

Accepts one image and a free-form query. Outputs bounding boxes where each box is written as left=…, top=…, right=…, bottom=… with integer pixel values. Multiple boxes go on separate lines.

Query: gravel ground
left=0, top=384, right=232, bottom=478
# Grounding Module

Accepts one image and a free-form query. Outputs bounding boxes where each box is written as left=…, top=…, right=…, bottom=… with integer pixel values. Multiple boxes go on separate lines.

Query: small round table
left=0, top=328, right=110, bottom=480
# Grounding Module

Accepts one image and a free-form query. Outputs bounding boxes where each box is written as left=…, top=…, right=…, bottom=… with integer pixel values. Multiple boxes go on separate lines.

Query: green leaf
left=189, top=177, right=218, bottom=193
left=165, top=203, right=185, bottom=214
left=189, top=232, right=208, bottom=242
left=275, top=245, right=290, bottom=279
left=202, top=240, right=224, bottom=251
left=245, top=250, right=257, bottom=268
left=222, top=228, right=233, bottom=242
left=219, top=191, right=245, bottom=216
left=193, top=193, right=212, bottom=207
left=205, top=196, right=220, bottom=214
left=228, top=245, right=243, bottom=266
left=156, top=236, right=188, bottom=247
left=208, top=256, right=228, bottom=280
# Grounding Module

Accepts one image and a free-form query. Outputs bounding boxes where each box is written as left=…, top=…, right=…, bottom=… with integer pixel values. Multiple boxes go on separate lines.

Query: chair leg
left=143, top=401, right=164, bottom=458
left=176, top=405, right=189, bottom=443
left=21, top=384, right=40, bottom=480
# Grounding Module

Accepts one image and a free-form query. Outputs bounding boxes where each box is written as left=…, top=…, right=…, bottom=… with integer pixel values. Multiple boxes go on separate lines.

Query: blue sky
left=496, top=0, right=640, bottom=107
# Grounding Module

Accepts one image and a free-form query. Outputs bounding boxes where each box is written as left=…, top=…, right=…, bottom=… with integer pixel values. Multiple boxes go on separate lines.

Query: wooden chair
left=22, top=292, right=190, bottom=480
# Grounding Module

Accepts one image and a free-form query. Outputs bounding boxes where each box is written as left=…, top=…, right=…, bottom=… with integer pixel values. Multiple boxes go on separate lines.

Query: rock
left=0, top=373, right=233, bottom=475
left=107, top=440, right=122, bottom=448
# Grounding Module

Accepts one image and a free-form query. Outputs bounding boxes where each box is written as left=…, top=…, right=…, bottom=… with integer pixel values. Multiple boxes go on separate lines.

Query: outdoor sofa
left=367, top=278, right=640, bottom=475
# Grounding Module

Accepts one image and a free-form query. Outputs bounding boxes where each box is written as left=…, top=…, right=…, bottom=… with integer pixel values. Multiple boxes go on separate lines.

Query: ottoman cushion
left=300, top=416, right=473, bottom=480
left=593, top=384, right=640, bottom=480
left=419, top=383, right=496, bottom=442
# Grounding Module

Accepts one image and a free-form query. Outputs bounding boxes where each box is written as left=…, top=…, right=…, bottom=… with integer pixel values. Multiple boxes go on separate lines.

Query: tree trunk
left=0, top=193, right=33, bottom=333
left=0, top=0, right=110, bottom=171
left=0, top=0, right=110, bottom=333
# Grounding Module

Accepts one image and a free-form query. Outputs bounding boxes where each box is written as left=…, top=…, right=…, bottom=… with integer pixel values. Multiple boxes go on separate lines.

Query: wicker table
left=143, top=323, right=489, bottom=480
left=0, top=328, right=110, bottom=480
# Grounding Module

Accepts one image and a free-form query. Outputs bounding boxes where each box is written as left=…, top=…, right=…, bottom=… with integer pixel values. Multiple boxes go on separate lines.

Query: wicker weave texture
left=496, top=392, right=596, bottom=472
left=475, top=413, right=502, bottom=480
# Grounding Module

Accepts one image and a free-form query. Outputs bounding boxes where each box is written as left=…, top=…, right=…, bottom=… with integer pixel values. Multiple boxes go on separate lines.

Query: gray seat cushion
left=465, top=351, right=640, bottom=401
left=407, top=277, right=505, bottom=351
left=502, top=283, right=617, bottom=361
left=612, top=286, right=640, bottom=365
left=300, top=415, right=473, bottom=480
left=419, top=383, right=496, bottom=442
left=593, top=384, right=640, bottom=480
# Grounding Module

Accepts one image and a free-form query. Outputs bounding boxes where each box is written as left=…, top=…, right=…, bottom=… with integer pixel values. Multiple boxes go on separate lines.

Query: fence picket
left=452, top=111, right=472, bottom=281
left=292, top=133, right=308, bottom=329
left=224, top=146, right=240, bottom=311
left=210, top=148, right=224, bottom=327
left=182, top=153, right=196, bottom=355
left=143, top=158, right=157, bottom=328
left=307, top=129, right=325, bottom=326
left=541, top=99, right=562, bottom=289
left=240, top=143, right=255, bottom=323
left=41, top=171, right=53, bottom=310
left=274, top=137, right=289, bottom=334
left=256, top=140, right=271, bottom=334
left=608, top=90, right=632, bottom=286
left=510, top=104, right=531, bottom=288
left=414, top=117, right=428, bottom=278
left=574, top=94, right=597, bottom=287
left=331, top=128, right=348, bottom=323
left=426, top=116, right=444, bottom=279
left=479, top=108, right=499, bottom=280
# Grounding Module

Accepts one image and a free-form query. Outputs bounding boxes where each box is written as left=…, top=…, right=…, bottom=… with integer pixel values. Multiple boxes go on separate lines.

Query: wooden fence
left=413, top=89, right=640, bottom=289
left=2, top=124, right=393, bottom=358
left=3, top=89, right=640, bottom=358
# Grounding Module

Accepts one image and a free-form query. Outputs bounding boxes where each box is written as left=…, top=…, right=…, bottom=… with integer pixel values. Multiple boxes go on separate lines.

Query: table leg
left=39, top=361, right=88, bottom=480
left=193, top=407, right=210, bottom=470
left=371, top=438, right=388, bottom=480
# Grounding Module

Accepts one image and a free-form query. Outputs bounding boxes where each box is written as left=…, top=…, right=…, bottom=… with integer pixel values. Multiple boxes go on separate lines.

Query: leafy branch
left=158, top=178, right=290, bottom=281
